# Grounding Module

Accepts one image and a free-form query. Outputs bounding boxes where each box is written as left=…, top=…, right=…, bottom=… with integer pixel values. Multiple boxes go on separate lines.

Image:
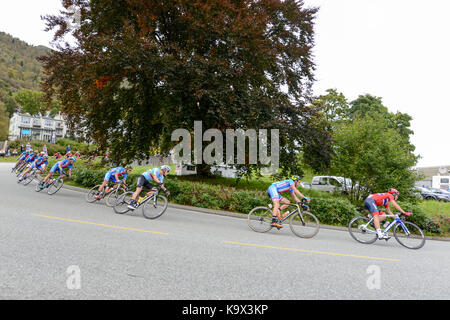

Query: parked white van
left=311, top=176, right=353, bottom=193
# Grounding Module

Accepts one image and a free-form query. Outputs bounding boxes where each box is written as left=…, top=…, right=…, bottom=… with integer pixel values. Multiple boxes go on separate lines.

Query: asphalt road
left=1, top=163, right=449, bottom=300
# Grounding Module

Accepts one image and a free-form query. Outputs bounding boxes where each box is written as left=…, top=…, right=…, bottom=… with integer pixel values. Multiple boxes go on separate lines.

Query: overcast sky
left=1, top=0, right=448, bottom=168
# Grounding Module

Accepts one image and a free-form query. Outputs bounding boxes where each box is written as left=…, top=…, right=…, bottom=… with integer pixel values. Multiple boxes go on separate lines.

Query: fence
left=131, top=155, right=173, bottom=167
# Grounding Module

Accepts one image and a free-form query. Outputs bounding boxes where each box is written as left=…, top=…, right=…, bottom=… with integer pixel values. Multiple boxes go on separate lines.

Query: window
left=319, top=177, right=328, bottom=185
left=441, top=178, right=449, bottom=184
left=21, top=117, right=31, bottom=124
left=45, top=120, right=54, bottom=127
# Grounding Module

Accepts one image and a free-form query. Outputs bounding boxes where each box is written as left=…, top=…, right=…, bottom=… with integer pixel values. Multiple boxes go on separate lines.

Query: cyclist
left=16, top=150, right=37, bottom=172
left=95, top=166, right=132, bottom=200
left=127, top=165, right=171, bottom=210
left=364, top=188, right=411, bottom=240
left=13, top=150, right=30, bottom=171
left=267, top=175, right=310, bottom=229
left=39, top=157, right=76, bottom=189
left=19, top=153, right=49, bottom=182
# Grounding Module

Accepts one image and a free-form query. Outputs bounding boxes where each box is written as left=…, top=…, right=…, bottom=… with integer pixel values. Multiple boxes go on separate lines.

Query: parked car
left=299, top=182, right=311, bottom=189
left=311, top=176, right=353, bottom=193
left=415, top=187, right=450, bottom=202
left=429, top=188, right=450, bottom=202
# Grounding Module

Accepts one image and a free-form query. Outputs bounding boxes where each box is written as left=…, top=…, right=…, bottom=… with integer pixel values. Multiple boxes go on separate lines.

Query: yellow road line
left=34, top=214, right=168, bottom=235
left=222, top=241, right=400, bottom=262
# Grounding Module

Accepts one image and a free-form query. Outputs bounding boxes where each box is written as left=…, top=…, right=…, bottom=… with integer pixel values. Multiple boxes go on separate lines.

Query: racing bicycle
left=113, top=186, right=168, bottom=219
left=35, top=173, right=67, bottom=195
left=348, top=212, right=426, bottom=249
left=248, top=199, right=320, bottom=238
left=85, top=182, right=129, bottom=207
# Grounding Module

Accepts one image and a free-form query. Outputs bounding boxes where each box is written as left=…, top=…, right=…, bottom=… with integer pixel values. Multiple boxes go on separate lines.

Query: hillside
left=0, top=31, right=51, bottom=98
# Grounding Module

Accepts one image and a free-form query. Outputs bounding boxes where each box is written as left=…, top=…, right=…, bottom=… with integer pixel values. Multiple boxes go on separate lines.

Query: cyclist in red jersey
left=363, top=188, right=411, bottom=240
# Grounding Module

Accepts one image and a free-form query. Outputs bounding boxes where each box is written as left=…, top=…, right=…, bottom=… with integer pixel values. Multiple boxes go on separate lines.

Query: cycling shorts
left=364, top=198, right=384, bottom=216
left=267, top=185, right=284, bottom=201
left=137, top=175, right=157, bottom=190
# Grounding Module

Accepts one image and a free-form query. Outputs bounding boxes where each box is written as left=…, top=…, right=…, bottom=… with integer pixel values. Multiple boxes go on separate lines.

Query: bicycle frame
left=278, top=203, right=309, bottom=224
left=136, top=187, right=162, bottom=207
left=362, top=214, right=412, bottom=236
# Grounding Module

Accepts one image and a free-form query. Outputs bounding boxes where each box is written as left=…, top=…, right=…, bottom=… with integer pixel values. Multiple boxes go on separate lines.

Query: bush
left=72, top=166, right=106, bottom=188
left=397, top=201, right=442, bottom=234
left=310, top=198, right=359, bottom=226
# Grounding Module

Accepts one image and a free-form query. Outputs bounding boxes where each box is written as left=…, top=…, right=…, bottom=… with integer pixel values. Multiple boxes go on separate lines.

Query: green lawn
left=0, top=157, right=16, bottom=163
left=419, top=200, right=450, bottom=216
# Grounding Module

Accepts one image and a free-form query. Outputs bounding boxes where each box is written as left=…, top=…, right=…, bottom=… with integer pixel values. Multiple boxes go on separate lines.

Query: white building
left=8, top=112, right=69, bottom=142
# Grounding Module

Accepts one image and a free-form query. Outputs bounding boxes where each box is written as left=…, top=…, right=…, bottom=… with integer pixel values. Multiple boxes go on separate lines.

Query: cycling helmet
left=291, top=175, right=302, bottom=182
left=161, top=165, right=170, bottom=172
left=69, top=157, right=77, bottom=162
left=388, top=188, right=399, bottom=196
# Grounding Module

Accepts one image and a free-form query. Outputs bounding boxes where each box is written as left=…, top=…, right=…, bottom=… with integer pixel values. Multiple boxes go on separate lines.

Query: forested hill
left=0, top=31, right=51, bottom=96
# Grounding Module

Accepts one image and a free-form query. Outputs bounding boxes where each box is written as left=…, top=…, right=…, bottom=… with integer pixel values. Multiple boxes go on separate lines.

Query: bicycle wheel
left=142, top=194, right=168, bottom=219
left=393, top=221, right=426, bottom=249
left=248, top=207, right=273, bottom=233
left=348, top=216, right=378, bottom=244
left=23, top=171, right=36, bottom=186
left=113, top=191, right=134, bottom=214
left=86, top=185, right=102, bottom=203
left=16, top=166, right=25, bottom=177
left=289, top=211, right=320, bottom=238
left=35, top=181, right=45, bottom=192
left=106, top=186, right=126, bottom=207
left=48, top=178, right=64, bottom=195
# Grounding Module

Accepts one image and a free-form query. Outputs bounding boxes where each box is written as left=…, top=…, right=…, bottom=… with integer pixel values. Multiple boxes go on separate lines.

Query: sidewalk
left=62, top=183, right=450, bottom=242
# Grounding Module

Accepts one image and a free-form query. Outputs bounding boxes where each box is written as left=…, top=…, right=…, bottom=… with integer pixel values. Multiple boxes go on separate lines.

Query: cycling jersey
left=267, top=179, right=295, bottom=200
left=50, top=159, right=73, bottom=174
left=142, top=168, right=164, bottom=184
left=25, top=153, right=36, bottom=163
left=367, top=193, right=395, bottom=208
left=364, top=193, right=395, bottom=216
left=104, top=167, right=128, bottom=183
left=19, top=152, right=28, bottom=161
left=31, top=157, right=48, bottom=169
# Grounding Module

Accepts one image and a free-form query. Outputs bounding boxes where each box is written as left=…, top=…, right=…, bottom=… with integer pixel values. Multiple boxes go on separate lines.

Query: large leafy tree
left=330, top=114, right=418, bottom=203
left=13, top=89, right=46, bottom=116
left=39, top=0, right=329, bottom=175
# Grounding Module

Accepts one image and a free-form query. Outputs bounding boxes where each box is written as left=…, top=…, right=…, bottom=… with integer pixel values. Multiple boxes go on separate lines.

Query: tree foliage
left=39, top=0, right=330, bottom=175
left=330, top=114, right=418, bottom=203
left=0, top=101, right=9, bottom=140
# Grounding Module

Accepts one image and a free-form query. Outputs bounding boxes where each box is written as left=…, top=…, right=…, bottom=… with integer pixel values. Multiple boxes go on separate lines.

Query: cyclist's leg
left=128, top=175, right=147, bottom=209
left=98, top=179, right=109, bottom=193
left=43, top=164, right=58, bottom=184
left=99, top=172, right=112, bottom=192
left=365, top=198, right=387, bottom=239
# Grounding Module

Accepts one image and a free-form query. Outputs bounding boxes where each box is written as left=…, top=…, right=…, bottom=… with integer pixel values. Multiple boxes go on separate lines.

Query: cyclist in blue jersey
left=95, top=166, right=133, bottom=200
left=39, top=157, right=76, bottom=189
left=16, top=150, right=38, bottom=172
left=18, top=153, right=49, bottom=182
left=267, top=175, right=310, bottom=229
left=127, top=165, right=171, bottom=210
left=13, top=150, right=30, bottom=171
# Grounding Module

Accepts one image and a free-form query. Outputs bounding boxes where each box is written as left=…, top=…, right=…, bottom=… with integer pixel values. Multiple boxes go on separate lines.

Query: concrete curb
left=62, top=183, right=450, bottom=242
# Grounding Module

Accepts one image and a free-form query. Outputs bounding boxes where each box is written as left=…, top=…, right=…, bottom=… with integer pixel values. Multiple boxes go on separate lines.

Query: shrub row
left=69, top=165, right=443, bottom=235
